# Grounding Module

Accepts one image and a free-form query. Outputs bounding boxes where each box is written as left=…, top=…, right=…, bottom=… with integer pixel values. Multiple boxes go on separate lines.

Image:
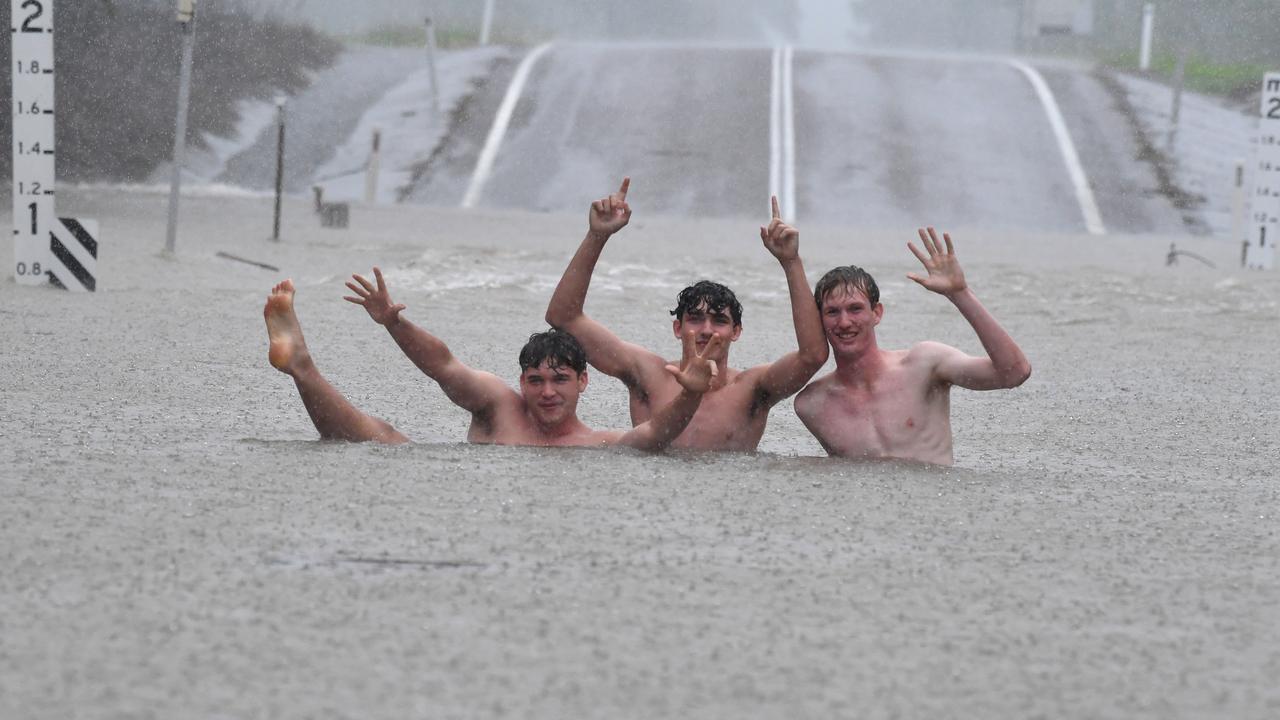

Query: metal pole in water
left=365, top=129, right=382, bottom=205
left=165, top=0, right=199, bottom=254
left=1139, top=3, right=1154, bottom=72
left=1167, top=46, right=1187, bottom=152
left=480, top=0, right=495, bottom=45
left=1231, top=160, right=1245, bottom=257
left=425, top=17, right=440, bottom=115
left=272, top=97, right=286, bottom=242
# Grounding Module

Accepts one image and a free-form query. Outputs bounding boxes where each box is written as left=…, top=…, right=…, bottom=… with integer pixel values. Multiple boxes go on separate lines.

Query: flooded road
left=1, top=190, right=1276, bottom=718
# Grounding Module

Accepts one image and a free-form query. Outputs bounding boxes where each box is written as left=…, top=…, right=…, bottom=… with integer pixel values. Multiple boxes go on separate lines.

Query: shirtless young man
left=544, top=178, right=828, bottom=451
left=794, top=228, right=1032, bottom=465
left=263, top=269, right=720, bottom=450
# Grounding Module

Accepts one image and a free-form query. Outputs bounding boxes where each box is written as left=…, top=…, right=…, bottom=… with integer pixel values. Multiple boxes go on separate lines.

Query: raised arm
left=345, top=268, right=512, bottom=414
left=544, top=177, right=666, bottom=386
left=618, top=333, right=721, bottom=451
left=907, top=228, right=1031, bottom=390
left=754, top=196, right=829, bottom=404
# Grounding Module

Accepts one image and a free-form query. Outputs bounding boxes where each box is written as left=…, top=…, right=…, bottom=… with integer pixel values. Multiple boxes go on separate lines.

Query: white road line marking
left=461, top=42, right=554, bottom=209
left=781, top=45, right=796, bottom=221
left=1008, top=59, right=1106, bottom=235
left=769, top=45, right=797, bottom=220
left=769, top=46, right=782, bottom=215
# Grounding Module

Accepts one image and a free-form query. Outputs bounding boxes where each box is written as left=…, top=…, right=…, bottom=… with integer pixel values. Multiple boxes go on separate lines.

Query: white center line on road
left=769, top=45, right=797, bottom=221
left=461, top=42, right=554, bottom=209
left=1008, top=59, right=1106, bottom=236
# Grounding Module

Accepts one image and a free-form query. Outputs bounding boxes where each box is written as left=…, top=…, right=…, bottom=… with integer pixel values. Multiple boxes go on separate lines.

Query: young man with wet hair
left=545, top=178, right=828, bottom=451
left=263, top=268, right=720, bottom=449
left=795, top=228, right=1032, bottom=465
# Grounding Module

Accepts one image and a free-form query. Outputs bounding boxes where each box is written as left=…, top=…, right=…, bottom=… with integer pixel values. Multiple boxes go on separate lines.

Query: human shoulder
left=904, top=340, right=962, bottom=365
left=794, top=370, right=837, bottom=416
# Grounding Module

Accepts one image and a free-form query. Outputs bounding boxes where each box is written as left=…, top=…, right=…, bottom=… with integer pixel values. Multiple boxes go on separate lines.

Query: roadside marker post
left=364, top=129, right=381, bottom=204
left=272, top=97, right=286, bottom=241
left=164, top=0, right=198, bottom=255
left=10, top=0, right=99, bottom=290
left=480, top=0, right=495, bottom=45
left=1247, top=72, right=1280, bottom=270
left=11, top=0, right=57, bottom=285
left=1139, top=3, right=1154, bottom=72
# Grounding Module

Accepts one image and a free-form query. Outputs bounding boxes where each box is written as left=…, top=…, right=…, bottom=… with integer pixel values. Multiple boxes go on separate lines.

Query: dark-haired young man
left=545, top=179, right=828, bottom=451
left=263, top=269, right=720, bottom=449
left=795, top=228, right=1031, bottom=465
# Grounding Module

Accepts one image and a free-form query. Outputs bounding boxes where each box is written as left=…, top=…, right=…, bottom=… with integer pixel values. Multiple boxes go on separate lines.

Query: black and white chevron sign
left=47, top=217, right=99, bottom=292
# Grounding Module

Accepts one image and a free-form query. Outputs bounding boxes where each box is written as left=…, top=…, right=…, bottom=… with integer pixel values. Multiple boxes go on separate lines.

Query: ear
left=578, top=370, right=588, bottom=392
left=729, top=323, right=743, bottom=342
left=672, top=318, right=682, bottom=340
left=873, top=303, right=884, bottom=325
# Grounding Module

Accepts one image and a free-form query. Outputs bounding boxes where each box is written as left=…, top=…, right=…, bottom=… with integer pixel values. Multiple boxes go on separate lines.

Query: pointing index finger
left=771, top=195, right=780, bottom=220
left=618, top=177, right=630, bottom=201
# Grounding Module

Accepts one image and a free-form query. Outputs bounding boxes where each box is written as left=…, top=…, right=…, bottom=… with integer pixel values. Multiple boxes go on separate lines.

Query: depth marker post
left=11, top=0, right=56, bottom=284
left=164, top=0, right=199, bottom=254
left=1246, top=72, right=1280, bottom=270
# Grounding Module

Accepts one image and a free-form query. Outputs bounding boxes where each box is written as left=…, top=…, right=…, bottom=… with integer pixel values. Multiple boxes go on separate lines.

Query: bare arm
left=345, top=268, right=512, bottom=414
left=755, top=196, right=829, bottom=404
left=617, top=333, right=720, bottom=450
left=907, top=228, right=1031, bottom=390
left=544, top=177, right=667, bottom=387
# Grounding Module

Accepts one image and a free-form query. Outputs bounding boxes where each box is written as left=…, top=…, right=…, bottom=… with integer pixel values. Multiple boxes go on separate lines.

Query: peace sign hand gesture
left=344, top=266, right=407, bottom=326
left=665, top=331, right=723, bottom=395
left=907, top=227, right=968, bottom=297
left=760, top=195, right=799, bottom=263
left=588, top=177, right=632, bottom=238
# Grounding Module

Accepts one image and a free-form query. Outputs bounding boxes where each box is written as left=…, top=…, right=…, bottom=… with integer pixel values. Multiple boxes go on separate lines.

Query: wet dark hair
left=814, top=265, right=880, bottom=308
left=669, top=280, right=743, bottom=327
left=518, top=329, right=587, bottom=374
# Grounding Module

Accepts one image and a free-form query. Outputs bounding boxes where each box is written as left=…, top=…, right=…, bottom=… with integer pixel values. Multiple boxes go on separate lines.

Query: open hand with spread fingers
left=907, top=227, right=968, bottom=297
left=665, top=331, right=723, bottom=395
left=344, top=266, right=407, bottom=326
left=588, top=176, right=632, bottom=238
left=760, top=195, right=799, bottom=263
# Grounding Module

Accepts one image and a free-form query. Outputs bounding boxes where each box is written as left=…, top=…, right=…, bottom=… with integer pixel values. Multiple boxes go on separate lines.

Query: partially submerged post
left=1166, top=46, right=1188, bottom=151
left=272, top=97, right=286, bottom=242
left=165, top=0, right=198, bottom=255
left=1139, top=3, right=1154, bottom=72
left=1246, top=72, right=1280, bottom=270
left=364, top=129, right=381, bottom=205
left=480, top=0, right=495, bottom=45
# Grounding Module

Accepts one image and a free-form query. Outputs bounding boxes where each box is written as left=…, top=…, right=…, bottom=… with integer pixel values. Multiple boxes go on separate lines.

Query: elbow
left=544, top=306, right=567, bottom=329
left=801, top=344, right=830, bottom=371
left=1005, top=360, right=1031, bottom=388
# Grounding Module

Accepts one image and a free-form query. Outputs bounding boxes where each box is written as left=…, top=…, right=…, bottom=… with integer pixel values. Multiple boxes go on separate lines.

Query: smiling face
left=673, top=300, right=741, bottom=362
left=819, top=286, right=883, bottom=359
left=519, top=361, right=587, bottom=428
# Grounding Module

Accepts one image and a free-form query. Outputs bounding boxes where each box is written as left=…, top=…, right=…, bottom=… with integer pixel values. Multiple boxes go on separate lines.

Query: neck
left=528, top=410, right=587, bottom=439
left=832, top=343, right=886, bottom=385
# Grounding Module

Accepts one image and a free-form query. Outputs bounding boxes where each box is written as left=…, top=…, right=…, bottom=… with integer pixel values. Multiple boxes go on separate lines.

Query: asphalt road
left=435, top=44, right=1189, bottom=234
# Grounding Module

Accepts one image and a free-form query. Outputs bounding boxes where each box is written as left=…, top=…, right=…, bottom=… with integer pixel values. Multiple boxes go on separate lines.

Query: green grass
left=1105, top=49, right=1273, bottom=99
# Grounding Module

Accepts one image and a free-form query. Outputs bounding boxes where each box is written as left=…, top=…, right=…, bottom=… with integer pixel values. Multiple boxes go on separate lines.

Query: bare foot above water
left=264, top=279, right=312, bottom=376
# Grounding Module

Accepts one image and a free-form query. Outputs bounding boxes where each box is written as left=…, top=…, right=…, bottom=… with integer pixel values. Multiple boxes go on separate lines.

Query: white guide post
left=1247, top=73, right=1280, bottom=270
left=1139, top=3, right=1154, bottom=72
left=480, top=0, right=495, bottom=45
left=11, top=0, right=56, bottom=284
